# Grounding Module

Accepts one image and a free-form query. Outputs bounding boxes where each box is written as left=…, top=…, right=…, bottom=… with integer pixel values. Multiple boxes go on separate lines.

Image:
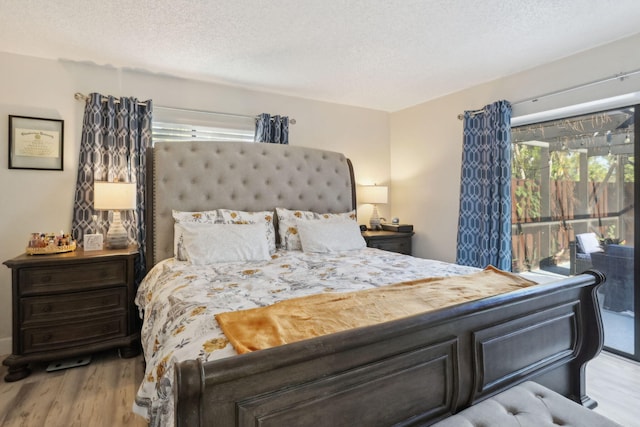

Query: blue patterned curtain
left=254, top=113, right=289, bottom=144
left=71, top=92, right=152, bottom=282
left=456, top=100, right=512, bottom=270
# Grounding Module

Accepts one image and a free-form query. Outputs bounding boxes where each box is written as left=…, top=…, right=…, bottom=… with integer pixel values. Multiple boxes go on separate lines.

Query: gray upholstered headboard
left=146, top=141, right=356, bottom=267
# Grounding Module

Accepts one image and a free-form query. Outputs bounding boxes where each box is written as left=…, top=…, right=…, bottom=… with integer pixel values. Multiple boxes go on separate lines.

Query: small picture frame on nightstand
left=84, top=234, right=103, bottom=251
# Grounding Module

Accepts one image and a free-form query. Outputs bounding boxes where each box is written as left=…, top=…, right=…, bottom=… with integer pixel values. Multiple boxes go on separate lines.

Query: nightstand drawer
left=21, top=315, right=127, bottom=354
left=368, top=237, right=412, bottom=255
left=362, top=230, right=414, bottom=255
left=21, top=288, right=126, bottom=324
left=18, top=260, right=127, bottom=296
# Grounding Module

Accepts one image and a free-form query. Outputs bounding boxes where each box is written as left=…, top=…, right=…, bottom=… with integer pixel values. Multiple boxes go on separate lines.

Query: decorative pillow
left=172, top=209, right=220, bottom=260
left=176, top=222, right=271, bottom=265
left=297, top=220, right=366, bottom=253
left=217, top=209, right=276, bottom=253
left=275, top=208, right=357, bottom=251
left=172, top=209, right=219, bottom=224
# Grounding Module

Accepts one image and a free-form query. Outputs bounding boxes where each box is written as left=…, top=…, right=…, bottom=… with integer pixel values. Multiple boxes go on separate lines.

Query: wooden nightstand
left=362, top=230, right=414, bottom=255
left=2, top=246, right=140, bottom=382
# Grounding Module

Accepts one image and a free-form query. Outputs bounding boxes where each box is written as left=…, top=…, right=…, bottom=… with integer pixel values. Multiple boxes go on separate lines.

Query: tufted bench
left=431, top=381, right=621, bottom=427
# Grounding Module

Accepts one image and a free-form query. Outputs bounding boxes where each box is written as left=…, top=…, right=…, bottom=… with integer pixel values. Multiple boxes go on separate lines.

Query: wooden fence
left=511, top=179, right=633, bottom=273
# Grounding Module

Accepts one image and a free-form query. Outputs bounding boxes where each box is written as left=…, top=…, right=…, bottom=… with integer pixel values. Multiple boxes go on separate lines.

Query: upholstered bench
left=431, top=381, right=621, bottom=427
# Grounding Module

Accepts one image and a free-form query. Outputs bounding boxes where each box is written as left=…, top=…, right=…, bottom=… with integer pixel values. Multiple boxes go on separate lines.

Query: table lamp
left=93, top=181, right=136, bottom=249
left=359, top=185, right=388, bottom=230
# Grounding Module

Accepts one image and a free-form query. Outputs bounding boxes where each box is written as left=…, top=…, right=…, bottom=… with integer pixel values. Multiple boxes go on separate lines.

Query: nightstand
left=2, top=246, right=140, bottom=382
left=362, top=230, right=414, bottom=255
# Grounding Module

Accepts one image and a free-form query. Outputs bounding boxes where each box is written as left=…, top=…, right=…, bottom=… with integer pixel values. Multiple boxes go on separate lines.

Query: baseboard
left=0, top=336, right=12, bottom=357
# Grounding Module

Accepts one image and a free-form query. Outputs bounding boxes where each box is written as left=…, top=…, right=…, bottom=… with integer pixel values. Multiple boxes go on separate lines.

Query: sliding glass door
left=511, top=105, right=638, bottom=361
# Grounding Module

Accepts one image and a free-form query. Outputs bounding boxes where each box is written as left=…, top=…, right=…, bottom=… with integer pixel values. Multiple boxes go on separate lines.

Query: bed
left=136, top=141, right=605, bottom=427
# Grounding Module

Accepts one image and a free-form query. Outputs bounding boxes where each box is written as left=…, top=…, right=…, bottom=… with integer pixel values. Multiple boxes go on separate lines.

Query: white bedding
left=133, top=248, right=479, bottom=426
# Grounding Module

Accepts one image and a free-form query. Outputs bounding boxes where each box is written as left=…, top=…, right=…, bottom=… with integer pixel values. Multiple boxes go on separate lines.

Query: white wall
left=4, top=32, right=640, bottom=355
left=0, top=52, right=390, bottom=354
left=390, top=33, right=640, bottom=263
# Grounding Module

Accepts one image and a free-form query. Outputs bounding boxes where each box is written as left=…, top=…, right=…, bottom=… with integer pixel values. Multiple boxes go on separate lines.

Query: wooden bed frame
left=145, top=141, right=605, bottom=427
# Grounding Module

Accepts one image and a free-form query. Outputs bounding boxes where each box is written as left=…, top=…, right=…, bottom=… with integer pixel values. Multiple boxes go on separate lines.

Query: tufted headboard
left=146, top=141, right=356, bottom=267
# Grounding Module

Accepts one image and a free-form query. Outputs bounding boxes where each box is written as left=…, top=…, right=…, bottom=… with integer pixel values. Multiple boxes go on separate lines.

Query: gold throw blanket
left=215, top=266, right=536, bottom=354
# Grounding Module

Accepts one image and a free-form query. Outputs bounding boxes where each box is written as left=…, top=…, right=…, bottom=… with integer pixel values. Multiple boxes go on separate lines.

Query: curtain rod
left=457, top=108, right=485, bottom=120
left=74, top=92, right=150, bottom=106
left=74, top=92, right=297, bottom=124
left=457, top=68, right=640, bottom=120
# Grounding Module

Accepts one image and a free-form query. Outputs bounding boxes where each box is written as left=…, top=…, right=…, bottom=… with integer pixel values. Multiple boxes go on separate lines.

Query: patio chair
left=590, top=244, right=634, bottom=313
left=569, top=232, right=603, bottom=275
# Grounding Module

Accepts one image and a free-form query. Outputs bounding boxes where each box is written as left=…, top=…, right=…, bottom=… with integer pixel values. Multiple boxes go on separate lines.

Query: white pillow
left=276, top=207, right=357, bottom=250
left=172, top=209, right=220, bottom=260
left=297, top=220, right=366, bottom=253
left=217, top=209, right=276, bottom=253
left=176, top=222, right=271, bottom=265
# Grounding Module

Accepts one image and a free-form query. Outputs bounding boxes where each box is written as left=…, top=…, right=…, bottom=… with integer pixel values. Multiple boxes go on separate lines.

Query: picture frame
left=8, top=115, right=64, bottom=170
left=83, top=234, right=104, bottom=251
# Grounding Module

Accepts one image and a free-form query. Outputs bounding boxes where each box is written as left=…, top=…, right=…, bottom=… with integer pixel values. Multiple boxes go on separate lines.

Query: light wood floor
left=0, top=350, right=638, bottom=426
left=590, top=351, right=640, bottom=427
left=0, top=350, right=147, bottom=427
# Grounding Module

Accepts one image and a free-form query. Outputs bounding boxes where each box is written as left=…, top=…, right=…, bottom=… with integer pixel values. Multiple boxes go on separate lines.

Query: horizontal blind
left=152, top=106, right=256, bottom=144
left=152, top=121, right=255, bottom=143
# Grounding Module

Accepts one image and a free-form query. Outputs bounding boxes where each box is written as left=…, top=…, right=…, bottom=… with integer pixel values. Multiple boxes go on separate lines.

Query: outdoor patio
left=523, top=267, right=635, bottom=355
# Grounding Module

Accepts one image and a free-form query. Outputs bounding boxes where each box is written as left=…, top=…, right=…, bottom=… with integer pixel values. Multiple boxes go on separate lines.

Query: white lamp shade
left=94, top=182, right=137, bottom=211
left=359, top=185, right=388, bottom=204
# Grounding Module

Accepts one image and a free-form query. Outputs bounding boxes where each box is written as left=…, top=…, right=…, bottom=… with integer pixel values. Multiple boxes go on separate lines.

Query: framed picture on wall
left=8, top=115, right=64, bottom=170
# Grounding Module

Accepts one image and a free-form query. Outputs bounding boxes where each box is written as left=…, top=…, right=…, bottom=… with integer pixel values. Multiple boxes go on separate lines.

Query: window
left=511, top=107, right=635, bottom=274
left=152, top=107, right=255, bottom=144
left=511, top=105, right=637, bottom=359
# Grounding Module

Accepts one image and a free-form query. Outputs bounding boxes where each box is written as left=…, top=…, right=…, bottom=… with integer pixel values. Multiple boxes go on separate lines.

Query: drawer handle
left=42, top=305, right=52, bottom=313
left=41, top=275, right=52, bottom=283
left=42, top=333, right=53, bottom=342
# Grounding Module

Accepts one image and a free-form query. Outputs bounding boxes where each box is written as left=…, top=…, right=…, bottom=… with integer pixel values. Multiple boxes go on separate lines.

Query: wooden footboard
left=174, top=270, right=604, bottom=427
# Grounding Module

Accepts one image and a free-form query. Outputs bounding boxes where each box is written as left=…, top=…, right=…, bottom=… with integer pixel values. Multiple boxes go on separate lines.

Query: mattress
left=133, top=248, right=479, bottom=426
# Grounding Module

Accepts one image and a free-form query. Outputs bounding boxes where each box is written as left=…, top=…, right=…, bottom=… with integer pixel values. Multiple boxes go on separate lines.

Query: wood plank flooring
left=590, top=351, right=640, bottom=427
left=0, top=349, right=638, bottom=426
left=0, top=350, right=147, bottom=427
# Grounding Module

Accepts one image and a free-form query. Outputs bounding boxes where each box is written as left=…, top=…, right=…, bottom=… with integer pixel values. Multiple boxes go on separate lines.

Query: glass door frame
left=510, top=103, right=639, bottom=362
left=593, top=104, right=638, bottom=361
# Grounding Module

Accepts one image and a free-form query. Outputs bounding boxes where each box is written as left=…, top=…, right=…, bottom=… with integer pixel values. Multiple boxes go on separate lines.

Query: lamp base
left=369, top=205, right=382, bottom=230
left=106, top=211, right=129, bottom=249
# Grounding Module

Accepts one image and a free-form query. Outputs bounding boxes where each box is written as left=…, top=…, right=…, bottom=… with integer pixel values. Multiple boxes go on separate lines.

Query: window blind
left=152, top=106, right=255, bottom=144
left=152, top=121, right=255, bottom=143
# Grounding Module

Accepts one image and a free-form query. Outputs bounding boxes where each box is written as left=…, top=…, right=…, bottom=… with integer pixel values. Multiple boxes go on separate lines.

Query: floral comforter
left=133, top=248, right=479, bottom=426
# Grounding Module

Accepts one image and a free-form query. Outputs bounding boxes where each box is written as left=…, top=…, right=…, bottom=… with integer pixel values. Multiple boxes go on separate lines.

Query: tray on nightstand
left=26, top=241, right=77, bottom=255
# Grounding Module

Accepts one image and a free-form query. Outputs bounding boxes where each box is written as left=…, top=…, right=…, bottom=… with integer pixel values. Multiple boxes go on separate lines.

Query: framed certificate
left=9, top=115, right=64, bottom=170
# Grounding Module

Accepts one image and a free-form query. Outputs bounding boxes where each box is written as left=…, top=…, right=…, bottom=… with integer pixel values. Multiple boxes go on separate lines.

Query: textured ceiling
left=2, top=0, right=640, bottom=111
